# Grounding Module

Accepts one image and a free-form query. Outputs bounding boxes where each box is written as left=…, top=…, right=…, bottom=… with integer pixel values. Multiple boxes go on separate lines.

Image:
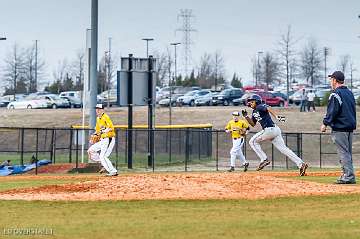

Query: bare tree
left=24, top=43, right=45, bottom=93
left=289, top=58, right=299, bottom=83
left=212, top=50, right=225, bottom=89
left=2, top=43, right=26, bottom=99
left=278, top=25, right=298, bottom=99
left=338, top=54, right=350, bottom=77
left=154, top=50, right=171, bottom=87
left=71, top=50, right=85, bottom=90
left=52, top=59, right=71, bottom=93
left=300, top=39, right=322, bottom=86
left=349, top=59, right=356, bottom=91
left=260, top=52, right=281, bottom=90
left=197, top=53, right=212, bottom=88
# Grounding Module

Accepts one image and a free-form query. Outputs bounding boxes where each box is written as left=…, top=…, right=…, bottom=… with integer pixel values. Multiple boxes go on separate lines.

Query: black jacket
left=323, top=86, right=356, bottom=132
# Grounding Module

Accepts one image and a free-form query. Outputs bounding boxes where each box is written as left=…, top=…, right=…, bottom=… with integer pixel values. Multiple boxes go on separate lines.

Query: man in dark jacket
left=321, top=71, right=357, bottom=184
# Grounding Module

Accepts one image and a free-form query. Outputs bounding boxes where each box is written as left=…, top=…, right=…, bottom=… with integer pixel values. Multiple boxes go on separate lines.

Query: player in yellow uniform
left=225, top=111, right=250, bottom=172
left=87, top=104, right=118, bottom=176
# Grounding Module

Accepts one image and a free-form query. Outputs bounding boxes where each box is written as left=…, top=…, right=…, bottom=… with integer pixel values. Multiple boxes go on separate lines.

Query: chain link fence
left=0, top=127, right=358, bottom=172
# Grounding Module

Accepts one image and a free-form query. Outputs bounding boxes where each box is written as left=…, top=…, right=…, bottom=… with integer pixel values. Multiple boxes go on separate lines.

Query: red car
left=257, top=91, right=285, bottom=107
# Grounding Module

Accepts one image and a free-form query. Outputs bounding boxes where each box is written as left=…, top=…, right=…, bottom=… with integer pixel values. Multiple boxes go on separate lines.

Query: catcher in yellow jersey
left=225, top=111, right=250, bottom=172
left=87, top=104, right=118, bottom=176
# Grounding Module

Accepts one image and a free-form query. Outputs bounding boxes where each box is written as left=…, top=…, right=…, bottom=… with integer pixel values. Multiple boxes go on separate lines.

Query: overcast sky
left=0, top=0, right=360, bottom=88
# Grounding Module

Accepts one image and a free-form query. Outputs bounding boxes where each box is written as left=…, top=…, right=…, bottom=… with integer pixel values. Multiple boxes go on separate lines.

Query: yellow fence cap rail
left=71, top=124, right=213, bottom=129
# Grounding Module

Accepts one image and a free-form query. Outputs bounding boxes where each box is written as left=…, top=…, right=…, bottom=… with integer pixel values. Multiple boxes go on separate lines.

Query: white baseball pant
left=88, top=137, right=117, bottom=174
left=249, top=125, right=304, bottom=168
left=230, top=137, right=247, bottom=167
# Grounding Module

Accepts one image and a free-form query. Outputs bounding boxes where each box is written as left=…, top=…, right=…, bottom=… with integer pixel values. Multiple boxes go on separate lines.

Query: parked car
left=289, top=88, right=315, bottom=105
left=212, top=88, right=243, bottom=106
left=315, top=89, right=331, bottom=103
left=59, top=91, right=81, bottom=98
left=60, top=96, right=83, bottom=108
left=36, top=94, right=70, bottom=108
left=271, top=91, right=290, bottom=101
left=99, top=89, right=117, bottom=106
left=177, top=90, right=212, bottom=106
left=7, top=98, right=49, bottom=109
left=257, top=91, right=285, bottom=107
left=0, top=99, right=10, bottom=107
left=158, top=95, right=181, bottom=107
left=195, top=91, right=214, bottom=106
left=232, top=92, right=255, bottom=106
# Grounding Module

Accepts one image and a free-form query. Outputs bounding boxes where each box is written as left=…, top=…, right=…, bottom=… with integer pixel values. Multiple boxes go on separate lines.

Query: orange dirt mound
left=0, top=171, right=358, bottom=201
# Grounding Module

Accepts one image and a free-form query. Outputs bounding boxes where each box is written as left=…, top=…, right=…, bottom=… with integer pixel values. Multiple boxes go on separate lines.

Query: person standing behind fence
left=307, top=90, right=316, bottom=112
left=300, top=89, right=307, bottom=112
left=88, top=104, right=118, bottom=176
left=225, top=111, right=249, bottom=172
left=321, top=71, right=356, bottom=184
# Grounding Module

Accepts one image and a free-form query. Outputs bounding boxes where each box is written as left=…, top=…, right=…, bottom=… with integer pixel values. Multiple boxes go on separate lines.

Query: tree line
left=252, top=25, right=356, bottom=96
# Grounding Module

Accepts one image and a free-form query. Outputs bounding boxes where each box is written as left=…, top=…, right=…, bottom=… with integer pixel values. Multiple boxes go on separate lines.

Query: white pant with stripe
left=249, top=125, right=304, bottom=168
left=88, top=137, right=117, bottom=174
left=230, top=137, right=247, bottom=167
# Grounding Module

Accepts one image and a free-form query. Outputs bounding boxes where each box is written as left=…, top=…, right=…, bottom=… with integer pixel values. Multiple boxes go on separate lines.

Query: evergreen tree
left=230, top=73, right=242, bottom=88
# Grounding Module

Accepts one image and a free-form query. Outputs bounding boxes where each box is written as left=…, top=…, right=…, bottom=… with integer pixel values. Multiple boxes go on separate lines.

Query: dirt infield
left=0, top=171, right=358, bottom=201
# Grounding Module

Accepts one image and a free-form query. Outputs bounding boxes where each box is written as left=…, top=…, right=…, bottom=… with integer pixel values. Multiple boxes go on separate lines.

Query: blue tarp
left=0, top=159, right=52, bottom=176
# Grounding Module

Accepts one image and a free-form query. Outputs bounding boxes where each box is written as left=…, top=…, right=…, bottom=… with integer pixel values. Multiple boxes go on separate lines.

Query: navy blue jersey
left=251, top=104, right=275, bottom=129
left=323, top=86, right=356, bottom=132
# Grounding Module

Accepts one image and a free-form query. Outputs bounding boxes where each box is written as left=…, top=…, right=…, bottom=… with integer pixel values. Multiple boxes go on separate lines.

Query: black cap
left=328, top=71, right=344, bottom=83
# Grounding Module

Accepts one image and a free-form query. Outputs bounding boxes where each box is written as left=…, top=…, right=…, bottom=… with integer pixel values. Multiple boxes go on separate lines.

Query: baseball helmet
left=232, top=111, right=240, bottom=116
left=247, top=94, right=262, bottom=104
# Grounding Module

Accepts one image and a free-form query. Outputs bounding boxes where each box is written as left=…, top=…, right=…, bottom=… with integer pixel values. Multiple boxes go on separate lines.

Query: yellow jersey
left=225, top=119, right=249, bottom=139
left=96, top=113, right=116, bottom=138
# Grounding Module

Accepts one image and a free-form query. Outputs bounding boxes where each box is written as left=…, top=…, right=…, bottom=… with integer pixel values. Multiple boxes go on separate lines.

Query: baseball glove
left=277, top=115, right=286, bottom=122
left=89, top=134, right=101, bottom=144
left=241, top=109, right=248, bottom=117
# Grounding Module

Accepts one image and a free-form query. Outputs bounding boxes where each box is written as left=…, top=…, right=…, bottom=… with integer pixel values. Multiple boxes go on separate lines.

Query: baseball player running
left=88, top=104, right=118, bottom=176
left=225, top=111, right=250, bottom=172
left=242, top=95, right=308, bottom=176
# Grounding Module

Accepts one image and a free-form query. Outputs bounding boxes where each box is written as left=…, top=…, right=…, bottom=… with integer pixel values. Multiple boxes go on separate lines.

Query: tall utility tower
left=176, top=9, right=196, bottom=77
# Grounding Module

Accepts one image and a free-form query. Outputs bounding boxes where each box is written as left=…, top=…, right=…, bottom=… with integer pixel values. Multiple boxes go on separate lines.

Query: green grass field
left=0, top=175, right=359, bottom=239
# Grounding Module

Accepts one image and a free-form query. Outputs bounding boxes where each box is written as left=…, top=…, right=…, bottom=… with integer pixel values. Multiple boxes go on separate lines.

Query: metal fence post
left=125, top=129, right=128, bottom=163
left=35, top=129, right=39, bottom=163
left=35, top=129, right=39, bottom=175
left=198, top=130, right=201, bottom=160
left=319, top=134, right=322, bottom=168
left=20, top=128, right=24, bottom=166
left=115, top=129, right=119, bottom=170
left=53, top=129, right=56, bottom=164
left=185, top=129, right=190, bottom=172
left=169, top=129, right=172, bottom=163
left=216, top=130, right=219, bottom=171
left=69, top=129, right=73, bottom=163
left=76, top=129, right=79, bottom=169
left=285, top=134, right=288, bottom=169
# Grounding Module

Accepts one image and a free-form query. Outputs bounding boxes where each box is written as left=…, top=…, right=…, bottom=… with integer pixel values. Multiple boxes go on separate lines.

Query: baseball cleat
left=227, top=167, right=235, bottom=172
left=256, top=159, right=270, bottom=171
left=335, top=179, right=356, bottom=184
left=299, top=163, right=308, bottom=176
left=243, top=162, right=249, bottom=172
left=105, top=172, right=118, bottom=177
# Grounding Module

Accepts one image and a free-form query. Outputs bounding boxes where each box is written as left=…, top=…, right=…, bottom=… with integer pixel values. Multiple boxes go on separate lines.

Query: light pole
left=104, top=51, right=110, bottom=107
left=256, top=51, right=263, bottom=87
left=324, top=47, right=329, bottom=85
left=169, top=42, right=180, bottom=126
left=142, top=38, right=154, bottom=58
